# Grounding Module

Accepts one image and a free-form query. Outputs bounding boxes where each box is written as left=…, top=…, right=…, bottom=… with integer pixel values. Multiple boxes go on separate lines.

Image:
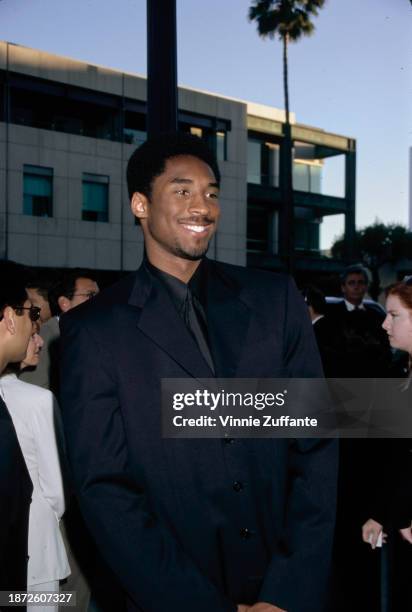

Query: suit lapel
left=128, top=264, right=213, bottom=379
left=205, top=261, right=251, bottom=377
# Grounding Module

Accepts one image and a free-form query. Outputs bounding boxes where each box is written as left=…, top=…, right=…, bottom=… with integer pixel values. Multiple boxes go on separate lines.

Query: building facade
left=0, top=41, right=356, bottom=277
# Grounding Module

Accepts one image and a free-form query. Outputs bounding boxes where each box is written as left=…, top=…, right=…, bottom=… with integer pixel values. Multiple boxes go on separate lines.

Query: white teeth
left=183, top=225, right=207, bottom=233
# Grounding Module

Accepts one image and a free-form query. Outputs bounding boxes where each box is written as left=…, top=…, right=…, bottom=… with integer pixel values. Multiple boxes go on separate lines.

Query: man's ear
left=131, top=192, right=149, bottom=221
left=58, top=296, right=71, bottom=313
left=2, top=306, right=16, bottom=334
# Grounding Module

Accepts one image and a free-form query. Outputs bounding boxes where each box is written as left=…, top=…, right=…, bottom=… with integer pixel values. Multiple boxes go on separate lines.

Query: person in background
left=301, top=285, right=343, bottom=377
left=47, top=269, right=120, bottom=612
left=328, top=265, right=392, bottom=378
left=25, top=273, right=56, bottom=325
left=1, top=331, right=70, bottom=611
left=21, top=269, right=99, bottom=396
left=0, top=260, right=35, bottom=596
left=361, top=278, right=412, bottom=610
left=329, top=266, right=395, bottom=611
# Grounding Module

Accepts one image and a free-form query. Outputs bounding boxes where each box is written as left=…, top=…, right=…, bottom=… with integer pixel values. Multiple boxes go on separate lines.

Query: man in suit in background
left=328, top=266, right=392, bottom=611
left=60, top=133, right=338, bottom=612
left=0, top=262, right=35, bottom=593
left=328, top=265, right=391, bottom=377
left=21, top=269, right=99, bottom=396
left=302, top=285, right=344, bottom=377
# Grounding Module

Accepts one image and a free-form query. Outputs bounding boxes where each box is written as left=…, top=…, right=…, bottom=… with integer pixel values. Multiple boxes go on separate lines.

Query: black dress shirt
left=145, top=259, right=215, bottom=373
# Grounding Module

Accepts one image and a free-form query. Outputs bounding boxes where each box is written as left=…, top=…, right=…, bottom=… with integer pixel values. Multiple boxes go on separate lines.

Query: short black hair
left=301, top=285, right=327, bottom=315
left=49, top=268, right=97, bottom=316
left=0, top=260, right=28, bottom=320
left=126, top=132, right=221, bottom=200
left=340, top=265, right=369, bottom=284
left=26, top=270, right=59, bottom=301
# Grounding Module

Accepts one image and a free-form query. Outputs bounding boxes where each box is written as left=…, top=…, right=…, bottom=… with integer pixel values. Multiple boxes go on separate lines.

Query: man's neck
left=0, top=352, right=8, bottom=375
left=145, top=248, right=202, bottom=284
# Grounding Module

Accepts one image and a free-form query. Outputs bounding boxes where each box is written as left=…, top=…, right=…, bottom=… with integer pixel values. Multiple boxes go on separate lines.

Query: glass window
left=295, top=219, right=319, bottom=251
left=247, top=204, right=278, bottom=254
left=190, top=126, right=203, bottom=138
left=247, top=139, right=279, bottom=186
left=293, top=162, right=310, bottom=191
left=23, top=165, right=53, bottom=217
left=247, top=139, right=262, bottom=184
left=124, top=111, right=146, bottom=145
left=216, top=131, right=227, bottom=162
left=11, top=87, right=119, bottom=140
left=247, top=203, right=268, bottom=252
left=264, top=142, right=279, bottom=187
left=82, top=173, right=109, bottom=222
left=309, top=164, right=322, bottom=193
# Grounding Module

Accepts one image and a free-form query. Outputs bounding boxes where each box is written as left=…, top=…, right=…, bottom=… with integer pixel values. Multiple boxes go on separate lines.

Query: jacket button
left=224, top=437, right=235, bottom=445
left=240, top=527, right=252, bottom=539
left=233, top=481, right=244, bottom=492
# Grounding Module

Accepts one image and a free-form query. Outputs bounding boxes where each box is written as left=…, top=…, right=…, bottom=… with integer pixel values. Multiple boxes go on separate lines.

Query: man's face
left=59, top=277, right=99, bottom=313
left=68, top=278, right=99, bottom=310
left=341, top=273, right=367, bottom=306
left=21, top=332, right=44, bottom=369
left=26, top=287, right=51, bottom=323
left=14, top=299, right=36, bottom=362
left=134, top=155, right=220, bottom=264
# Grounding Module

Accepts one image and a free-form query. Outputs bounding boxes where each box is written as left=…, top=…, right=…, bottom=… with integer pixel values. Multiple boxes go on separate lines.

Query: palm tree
left=249, top=0, right=326, bottom=271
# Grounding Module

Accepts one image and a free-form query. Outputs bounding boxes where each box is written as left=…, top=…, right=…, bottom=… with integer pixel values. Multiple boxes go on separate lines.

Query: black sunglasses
left=15, top=305, right=41, bottom=322
left=403, top=276, right=412, bottom=286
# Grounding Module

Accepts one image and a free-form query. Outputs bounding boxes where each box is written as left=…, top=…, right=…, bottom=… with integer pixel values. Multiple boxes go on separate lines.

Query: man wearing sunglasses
left=0, top=261, right=39, bottom=596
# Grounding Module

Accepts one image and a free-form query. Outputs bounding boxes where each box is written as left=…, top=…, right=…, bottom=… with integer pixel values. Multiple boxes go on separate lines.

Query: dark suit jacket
left=59, top=260, right=338, bottom=612
left=327, top=302, right=391, bottom=377
left=0, top=395, right=32, bottom=592
left=312, top=316, right=345, bottom=378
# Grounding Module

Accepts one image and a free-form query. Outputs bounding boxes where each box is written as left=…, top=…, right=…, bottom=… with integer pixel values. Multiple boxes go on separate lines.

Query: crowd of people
left=302, top=269, right=412, bottom=611
left=1, top=133, right=411, bottom=612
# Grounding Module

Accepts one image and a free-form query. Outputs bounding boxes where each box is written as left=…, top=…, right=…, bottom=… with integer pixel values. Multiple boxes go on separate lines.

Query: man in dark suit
left=327, top=265, right=392, bottom=378
left=0, top=263, right=35, bottom=593
left=59, top=133, right=338, bottom=612
left=327, top=266, right=392, bottom=611
left=302, top=285, right=344, bottom=377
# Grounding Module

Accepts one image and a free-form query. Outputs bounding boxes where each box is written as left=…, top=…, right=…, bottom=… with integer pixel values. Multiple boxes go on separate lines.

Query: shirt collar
left=312, top=314, right=324, bottom=325
left=344, top=299, right=365, bottom=311
left=144, top=258, right=207, bottom=312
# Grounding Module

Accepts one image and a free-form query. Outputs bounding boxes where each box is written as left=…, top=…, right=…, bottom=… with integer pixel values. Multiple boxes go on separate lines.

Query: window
left=247, top=139, right=279, bottom=186
left=247, top=203, right=278, bottom=254
left=123, top=110, right=146, bottom=145
left=11, top=85, right=119, bottom=140
left=293, top=142, right=323, bottom=194
left=295, top=219, right=320, bottom=252
left=82, top=173, right=109, bottom=222
left=216, top=131, right=227, bottom=162
left=184, top=125, right=227, bottom=162
left=23, top=165, right=53, bottom=217
left=190, top=126, right=203, bottom=138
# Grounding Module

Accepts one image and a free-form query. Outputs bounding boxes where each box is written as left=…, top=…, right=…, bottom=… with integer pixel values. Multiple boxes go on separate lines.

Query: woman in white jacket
left=0, top=333, right=70, bottom=611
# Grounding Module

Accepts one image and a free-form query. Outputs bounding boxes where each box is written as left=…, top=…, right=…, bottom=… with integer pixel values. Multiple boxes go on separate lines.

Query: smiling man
left=59, top=133, right=338, bottom=612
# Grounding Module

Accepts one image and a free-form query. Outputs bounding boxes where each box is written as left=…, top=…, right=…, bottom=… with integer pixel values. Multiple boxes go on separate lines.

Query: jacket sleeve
left=32, top=391, right=66, bottom=520
left=59, top=313, right=236, bottom=612
left=259, top=277, right=338, bottom=612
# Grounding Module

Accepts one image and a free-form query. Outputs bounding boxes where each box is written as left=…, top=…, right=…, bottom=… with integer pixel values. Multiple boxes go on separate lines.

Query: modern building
left=0, top=41, right=356, bottom=280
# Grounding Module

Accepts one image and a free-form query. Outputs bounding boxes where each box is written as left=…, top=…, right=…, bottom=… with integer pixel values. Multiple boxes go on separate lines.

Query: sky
left=1, top=0, right=411, bottom=248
